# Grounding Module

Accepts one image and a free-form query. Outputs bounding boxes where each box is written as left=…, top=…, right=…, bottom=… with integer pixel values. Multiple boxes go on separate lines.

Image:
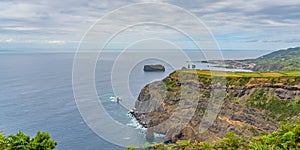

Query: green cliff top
left=176, top=70, right=300, bottom=77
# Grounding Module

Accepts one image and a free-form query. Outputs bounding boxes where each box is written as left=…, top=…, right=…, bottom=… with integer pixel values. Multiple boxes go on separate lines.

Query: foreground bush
left=249, top=120, right=300, bottom=149
left=0, top=130, right=57, bottom=150
left=126, top=120, right=300, bottom=150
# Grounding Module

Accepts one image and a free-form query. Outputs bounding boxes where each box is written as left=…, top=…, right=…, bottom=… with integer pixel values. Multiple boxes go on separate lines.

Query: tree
left=0, top=130, right=57, bottom=150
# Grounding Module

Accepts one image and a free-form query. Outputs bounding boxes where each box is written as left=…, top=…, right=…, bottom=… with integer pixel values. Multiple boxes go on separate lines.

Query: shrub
left=126, top=120, right=300, bottom=150
left=0, top=130, right=56, bottom=150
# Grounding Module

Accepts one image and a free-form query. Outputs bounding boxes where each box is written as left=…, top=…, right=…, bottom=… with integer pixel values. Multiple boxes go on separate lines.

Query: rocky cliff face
left=131, top=70, right=300, bottom=142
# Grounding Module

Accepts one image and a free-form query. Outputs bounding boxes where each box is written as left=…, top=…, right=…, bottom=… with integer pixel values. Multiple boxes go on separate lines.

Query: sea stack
left=143, top=64, right=165, bottom=72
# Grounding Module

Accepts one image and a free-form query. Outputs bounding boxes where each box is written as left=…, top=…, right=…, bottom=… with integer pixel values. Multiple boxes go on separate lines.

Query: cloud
left=47, top=40, right=66, bottom=44
left=262, top=40, right=282, bottom=43
left=0, top=0, right=299, bottom=50
left=2, top=27, right=39, bottom=31
left=245, top=40, right=259, bottom=43
left=4, top=38, right=15, bottom=43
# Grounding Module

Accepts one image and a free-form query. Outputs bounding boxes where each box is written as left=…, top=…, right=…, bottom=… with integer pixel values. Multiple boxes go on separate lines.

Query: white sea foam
left=154, top=133, right=165, bottom=138
left=127, top=114, right=146, bottom=132
left=122, top=137, right=131, bottom=140
left=126, top=113, right=165, bottom=139
left=109, top=96, right=116, bottom=102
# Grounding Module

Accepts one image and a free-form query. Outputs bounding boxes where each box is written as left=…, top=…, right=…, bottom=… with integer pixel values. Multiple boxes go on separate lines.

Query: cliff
left=131, top=70, right=300, bottom=142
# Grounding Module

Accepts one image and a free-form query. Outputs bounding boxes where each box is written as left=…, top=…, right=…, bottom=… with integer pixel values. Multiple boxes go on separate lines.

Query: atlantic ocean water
left=0, top=50, right=272, bottom=149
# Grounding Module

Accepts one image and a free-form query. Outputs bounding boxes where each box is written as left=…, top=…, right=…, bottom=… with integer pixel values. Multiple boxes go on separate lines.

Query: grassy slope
left=249, top=47, right=300, bottom=71
left=179, top=70, right=300, bottom=77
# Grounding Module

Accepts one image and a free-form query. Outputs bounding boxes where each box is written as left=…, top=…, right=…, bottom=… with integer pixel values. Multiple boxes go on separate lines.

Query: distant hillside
left=208, top=47, right=300, bottom=71
left=253, top=47, right=300, bottom=71
left=257, top=47, right=300, bottom=61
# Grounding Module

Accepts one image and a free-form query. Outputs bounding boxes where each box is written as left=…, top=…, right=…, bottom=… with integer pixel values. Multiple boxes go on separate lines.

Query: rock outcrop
left=143, top=64, right=165, bottom=72
left=131, top=70, right=300, bottom=142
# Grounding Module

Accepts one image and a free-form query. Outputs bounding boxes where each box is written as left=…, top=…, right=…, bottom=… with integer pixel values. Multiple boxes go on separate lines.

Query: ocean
left=0, top=50, right=272, bottom=149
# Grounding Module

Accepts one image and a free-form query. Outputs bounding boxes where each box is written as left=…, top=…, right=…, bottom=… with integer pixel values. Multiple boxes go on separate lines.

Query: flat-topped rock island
left=143, top=64, right=165, bottom=72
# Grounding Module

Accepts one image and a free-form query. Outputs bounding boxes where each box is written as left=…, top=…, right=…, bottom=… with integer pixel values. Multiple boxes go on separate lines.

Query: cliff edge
left=131, top=70, right=300, bottom=142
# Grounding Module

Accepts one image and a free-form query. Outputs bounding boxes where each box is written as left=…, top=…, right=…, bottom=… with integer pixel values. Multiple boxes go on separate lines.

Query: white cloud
left=47, top=40, right=66, bottom=44
left=2, top=27, right=39, bottom=31
left=3, top=38, right=15, bottom=43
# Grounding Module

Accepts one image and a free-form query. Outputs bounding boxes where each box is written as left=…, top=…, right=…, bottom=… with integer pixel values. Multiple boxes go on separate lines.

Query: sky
left=0, top=0, right=299, bottom=51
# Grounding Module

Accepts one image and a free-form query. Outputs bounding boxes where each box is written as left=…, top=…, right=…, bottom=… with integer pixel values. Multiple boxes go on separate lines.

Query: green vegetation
left=169, top=70, right=300, bottom=87
left=226, top=77, right=251, bottom=86
left=213, top=47, right=300, bottom=72
left=164, top=78, right=178, bottom=91
left=249, top=120, right=300, bottom=149
left=247, top=89, right=268, bottom=108
left=179, top=69, right=300, bottom=78
left=204, top=47, right=300, bottom=71
left=126, top=120, right=300, bottom=149
left=0, top=130, right=56, bottom=150
left=247, top=89, right=300, bottom=121
left=198, top=75, right=211, bottom=87
left=254, top=47, right=300, bottom=71
left=201, top=90, right=210, bottom=98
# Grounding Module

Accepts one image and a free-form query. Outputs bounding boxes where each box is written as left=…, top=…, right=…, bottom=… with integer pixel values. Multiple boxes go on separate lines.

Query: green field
left=178, top=70, right=300, bottom=78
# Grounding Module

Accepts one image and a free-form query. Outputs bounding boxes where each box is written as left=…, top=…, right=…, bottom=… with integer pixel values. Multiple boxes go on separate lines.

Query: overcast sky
left=0, top=0, right=299, bottom=51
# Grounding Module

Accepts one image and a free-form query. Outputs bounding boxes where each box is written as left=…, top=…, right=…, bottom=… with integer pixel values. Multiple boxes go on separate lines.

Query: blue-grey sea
left=0, top=50, right=272, bottom=149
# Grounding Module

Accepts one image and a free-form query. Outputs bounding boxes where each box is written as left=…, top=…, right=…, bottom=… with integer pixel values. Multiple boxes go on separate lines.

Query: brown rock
left=146, top=127, right=154, bottom=141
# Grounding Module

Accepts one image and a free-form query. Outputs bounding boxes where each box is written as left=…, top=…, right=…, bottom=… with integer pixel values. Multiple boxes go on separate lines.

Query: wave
left=109, top=96, right=117, bottom=102
left=126, top=113, right=165, bottom=139
left=126, top=113, right=146, bottom=132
